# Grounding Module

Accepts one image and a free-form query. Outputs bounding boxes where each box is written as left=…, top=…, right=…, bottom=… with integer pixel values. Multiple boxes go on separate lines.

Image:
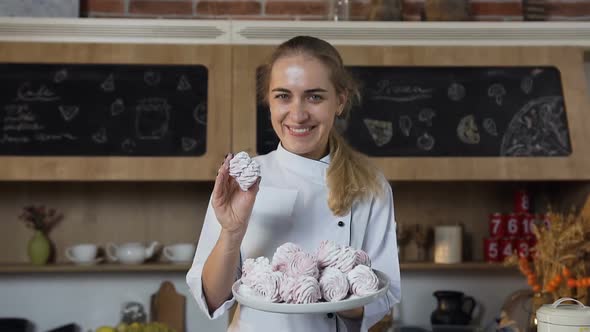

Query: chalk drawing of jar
left=135, top=98, right=170, bottom=140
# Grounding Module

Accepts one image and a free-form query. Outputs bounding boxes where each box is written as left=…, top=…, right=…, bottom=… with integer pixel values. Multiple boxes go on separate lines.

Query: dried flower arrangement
left=505, top=197, right=590, bottom=304
left=413, top=224, right=433, bottom=261
left=19, top=205, right=63, bottom=234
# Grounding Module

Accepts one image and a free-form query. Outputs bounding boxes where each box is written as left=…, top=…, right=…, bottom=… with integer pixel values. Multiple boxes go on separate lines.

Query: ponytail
left=326, top=130, right=384, bottom=216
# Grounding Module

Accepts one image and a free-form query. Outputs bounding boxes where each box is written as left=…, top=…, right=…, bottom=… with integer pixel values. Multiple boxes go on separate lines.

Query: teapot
left=431, top=290, right=476, bottom=325
left=106, top=242, right=159, bottom=264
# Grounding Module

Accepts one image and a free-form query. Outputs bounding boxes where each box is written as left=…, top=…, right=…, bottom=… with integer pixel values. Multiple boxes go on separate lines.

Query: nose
left=289, top=100, right=309, bottom=123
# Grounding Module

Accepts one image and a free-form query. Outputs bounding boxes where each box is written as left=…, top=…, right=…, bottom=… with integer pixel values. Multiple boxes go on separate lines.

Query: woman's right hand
left=211, top=153, right=260, bottom=238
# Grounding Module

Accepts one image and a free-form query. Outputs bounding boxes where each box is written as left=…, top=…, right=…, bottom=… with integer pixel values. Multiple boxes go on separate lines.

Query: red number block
left=483, top=237, right=501, bottom=263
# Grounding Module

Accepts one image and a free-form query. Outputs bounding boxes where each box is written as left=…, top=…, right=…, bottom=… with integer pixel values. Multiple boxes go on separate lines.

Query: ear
left=337, top=93, right=347, bottom=116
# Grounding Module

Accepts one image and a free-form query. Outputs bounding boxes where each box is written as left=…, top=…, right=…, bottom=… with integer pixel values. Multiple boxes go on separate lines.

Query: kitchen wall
left=0, top=0, right=78, bottom=17
left=1, top=1, right=587, bottom=22
left=1, top=4, right=589, bottom=332
left=78, top=0, right=589, bottom=22
left=0, top=274, right=226, bottom=332
left=80, top=0, right=374, bottom=21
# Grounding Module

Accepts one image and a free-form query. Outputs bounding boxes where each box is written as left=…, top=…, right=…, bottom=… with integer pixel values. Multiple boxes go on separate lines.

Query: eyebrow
left=271, top=88, right=328, bottom=93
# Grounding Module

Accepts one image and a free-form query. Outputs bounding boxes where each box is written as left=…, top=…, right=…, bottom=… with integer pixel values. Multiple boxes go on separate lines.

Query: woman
left=187, top=35, right=401, bottom=332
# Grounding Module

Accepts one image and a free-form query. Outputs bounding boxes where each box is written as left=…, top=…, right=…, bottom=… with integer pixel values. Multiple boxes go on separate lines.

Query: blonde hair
left=259, top=36, right=384, bottom=216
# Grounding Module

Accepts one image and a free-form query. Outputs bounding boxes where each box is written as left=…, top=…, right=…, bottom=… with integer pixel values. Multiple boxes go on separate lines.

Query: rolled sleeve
left=186, top=199, right=239, bottom=320
left=361, top=180, right=402, bottom=331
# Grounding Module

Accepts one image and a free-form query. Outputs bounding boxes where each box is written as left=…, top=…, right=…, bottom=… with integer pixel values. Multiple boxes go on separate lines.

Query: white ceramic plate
left=68, top=257, right=104, bottom=265
left=232, top=269, right=389, bottom=314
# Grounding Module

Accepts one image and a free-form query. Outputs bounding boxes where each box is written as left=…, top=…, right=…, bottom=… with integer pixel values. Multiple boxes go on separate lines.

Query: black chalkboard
left=0, top=63, right=208, bottom=156
left=257, top=66, right=571, bottom=157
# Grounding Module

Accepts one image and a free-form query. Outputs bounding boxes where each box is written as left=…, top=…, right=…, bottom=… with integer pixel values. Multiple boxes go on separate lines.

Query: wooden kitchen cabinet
left=0, top=42, right=231, bottom=180
left=232, top=45, right=590, bottom=181
left=0, top=19, right=588, bottom=271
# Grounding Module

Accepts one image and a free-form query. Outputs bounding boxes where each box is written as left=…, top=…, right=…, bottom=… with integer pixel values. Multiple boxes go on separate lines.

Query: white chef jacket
left=186, top=143, right=401, bottom=332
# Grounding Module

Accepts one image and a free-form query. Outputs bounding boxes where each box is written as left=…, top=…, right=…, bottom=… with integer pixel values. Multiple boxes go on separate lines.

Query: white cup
left=434, top=225, right=463, bottom=264
left=163, top=243, right=196, bottom=263
left=65, top=243, right=102, bottom=265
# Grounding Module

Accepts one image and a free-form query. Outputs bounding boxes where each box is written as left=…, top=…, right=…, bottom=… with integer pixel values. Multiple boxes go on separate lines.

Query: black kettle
left=430, top=290, right=476, bottom=325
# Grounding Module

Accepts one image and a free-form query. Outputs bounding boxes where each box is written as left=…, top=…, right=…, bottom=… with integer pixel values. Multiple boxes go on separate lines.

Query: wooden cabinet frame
left=0, top=42, right=231, bottom=180
left=232, top=46, right=590, bottom=180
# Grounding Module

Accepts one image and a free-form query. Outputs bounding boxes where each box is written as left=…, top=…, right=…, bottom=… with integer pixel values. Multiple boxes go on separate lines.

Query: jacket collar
left=275, top=143, right=330, bottom=184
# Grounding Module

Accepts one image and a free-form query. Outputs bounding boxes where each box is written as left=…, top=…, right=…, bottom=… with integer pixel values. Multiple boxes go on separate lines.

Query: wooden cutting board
left=150, top=281, right=185, bottom=332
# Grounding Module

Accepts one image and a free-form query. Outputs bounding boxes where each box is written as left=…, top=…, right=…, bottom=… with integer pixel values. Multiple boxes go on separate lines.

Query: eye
left=308, top=94, right=324, bottom=102
left=274, top=93, right=290, bottom=100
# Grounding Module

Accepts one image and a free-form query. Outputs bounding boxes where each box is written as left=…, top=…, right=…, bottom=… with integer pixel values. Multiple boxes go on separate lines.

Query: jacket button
left=327, top=313, right=334, bottom=319
left=338, top=221, right=345, bottom=227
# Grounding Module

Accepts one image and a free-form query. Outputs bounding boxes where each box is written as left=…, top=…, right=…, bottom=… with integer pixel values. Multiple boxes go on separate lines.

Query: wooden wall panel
left=0, top=182, right=212, bottom=263
left=0, top=181, right=529, bottom=264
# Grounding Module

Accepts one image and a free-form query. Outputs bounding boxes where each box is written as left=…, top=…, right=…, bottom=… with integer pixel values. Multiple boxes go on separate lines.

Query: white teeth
left=290, top=127, right=310, bottom=133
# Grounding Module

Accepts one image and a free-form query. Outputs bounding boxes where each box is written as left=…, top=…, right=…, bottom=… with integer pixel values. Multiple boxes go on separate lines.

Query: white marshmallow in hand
left=229, top=151, right=261, bottom=191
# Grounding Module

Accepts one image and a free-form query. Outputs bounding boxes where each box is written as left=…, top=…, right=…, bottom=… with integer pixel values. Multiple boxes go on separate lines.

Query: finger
left=223, top=153, right=233, bottom=170
left=212, top=164, right=228, bottom=201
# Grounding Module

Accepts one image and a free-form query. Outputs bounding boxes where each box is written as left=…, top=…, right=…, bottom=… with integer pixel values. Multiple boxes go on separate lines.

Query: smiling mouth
left=286, top=125, right=315, bottom=136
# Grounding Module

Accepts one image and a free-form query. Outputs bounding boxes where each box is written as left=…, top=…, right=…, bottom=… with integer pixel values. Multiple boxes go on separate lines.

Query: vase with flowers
left=19, top=205, right=63, bottom=265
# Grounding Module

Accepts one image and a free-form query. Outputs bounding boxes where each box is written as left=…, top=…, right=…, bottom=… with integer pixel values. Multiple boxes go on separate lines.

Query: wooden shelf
left=0, top=262, right=515, bottom=274
left=0, top=18, right=589, bottom=49
left=0, top=263, right=191, bottom=274
left=400, top=262, right=517, bottom=272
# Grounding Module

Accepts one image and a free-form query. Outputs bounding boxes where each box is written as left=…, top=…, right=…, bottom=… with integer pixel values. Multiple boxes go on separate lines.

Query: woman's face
left=268, top=54, right=344, bottom=160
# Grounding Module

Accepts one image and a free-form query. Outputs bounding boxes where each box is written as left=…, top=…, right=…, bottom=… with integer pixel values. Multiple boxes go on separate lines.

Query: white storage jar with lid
left=536, top=297, right=590, bottom=331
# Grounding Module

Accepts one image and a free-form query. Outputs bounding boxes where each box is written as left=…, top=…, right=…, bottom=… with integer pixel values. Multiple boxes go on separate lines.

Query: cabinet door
left=0, top=42, right=231, bottom=180
left=232, top=45, right=590, bottom=180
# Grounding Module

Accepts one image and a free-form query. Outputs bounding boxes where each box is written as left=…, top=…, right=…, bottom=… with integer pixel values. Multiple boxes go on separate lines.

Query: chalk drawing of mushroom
left=483, top=118, right=498, bottom=136
left=418, top=108, right=436, bottom=126
left=447, top=83, right=466, bottom=101
left=521, top=76, right=533, bottom=94
left=488, top=84, right=506, bottom=106
left=417, top=132, right=435, bottom=151
left=457, top=114, right=480, bottom=144
left=399, top=115, right=412, bottom=137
